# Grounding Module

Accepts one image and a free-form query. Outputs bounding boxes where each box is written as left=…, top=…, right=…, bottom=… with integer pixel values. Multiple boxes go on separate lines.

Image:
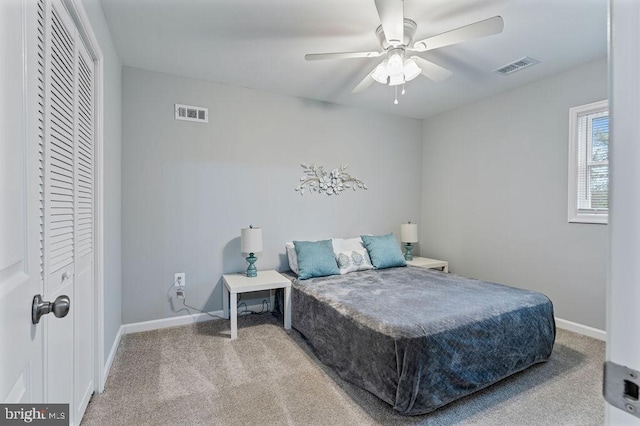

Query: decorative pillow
left=335, top=248, right=373, bottom=274
left=294, top=240, right=340, bottom=280
left=333, top=237, right=365, bottom=252
left=285, top=242, right=298, bottom=274
left=361, top=234, right=407, bottom=269
left=331, top=238, right=344, bottom=253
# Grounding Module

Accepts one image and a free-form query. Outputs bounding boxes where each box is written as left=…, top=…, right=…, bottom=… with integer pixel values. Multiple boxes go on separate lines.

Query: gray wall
left=121, top=66, right=422, bottom=324
left=81, top=0, right=122, bottom=360
left=421, top=58, right=608, bottom=330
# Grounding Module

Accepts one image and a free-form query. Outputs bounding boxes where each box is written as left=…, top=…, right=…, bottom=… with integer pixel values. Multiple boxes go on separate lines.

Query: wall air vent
left=494, top=57, right=540, bottom=76
left=175, top=103, right=208, bottom=123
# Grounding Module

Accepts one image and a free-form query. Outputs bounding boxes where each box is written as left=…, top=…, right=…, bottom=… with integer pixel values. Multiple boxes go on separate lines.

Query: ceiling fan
left=305, top=0, right=504, bottom=101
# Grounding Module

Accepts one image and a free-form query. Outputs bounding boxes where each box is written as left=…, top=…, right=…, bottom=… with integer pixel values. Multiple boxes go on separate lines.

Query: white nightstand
left=406, top=257, right=449, bottom=273
left=222, top=270, right=291, bottom=340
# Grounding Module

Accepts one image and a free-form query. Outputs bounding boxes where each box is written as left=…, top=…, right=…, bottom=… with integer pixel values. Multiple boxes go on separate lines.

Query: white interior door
left=43, top=0, right=95, bottom=423
left=0, top=0, right=45, bottom=406
left=73, top=22, right=95, bottom=422
left=44, top=0, right=76, bottom=413
left=606, top=0, right=640, bottom=424
left=0, top=0, right=96, bottom=423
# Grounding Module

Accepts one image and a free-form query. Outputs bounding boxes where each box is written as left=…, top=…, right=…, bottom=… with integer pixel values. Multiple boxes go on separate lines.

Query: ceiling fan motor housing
left=376, top=19, right=417, bottom=49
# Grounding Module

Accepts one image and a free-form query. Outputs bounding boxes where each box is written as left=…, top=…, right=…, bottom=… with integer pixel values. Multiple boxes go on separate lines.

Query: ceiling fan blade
left=375, top=0, right=404, bottom=46
left=413, top=16, right=504, bottom=52
left=305, top=51, right=383, bottom=61
left=411, top=56, right=453, bottom=82
left=351, top=67, right=377, bottom=94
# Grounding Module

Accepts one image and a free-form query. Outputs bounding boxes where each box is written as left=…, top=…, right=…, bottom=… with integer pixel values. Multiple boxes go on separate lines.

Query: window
left=568, top=100, right=609, bottom=224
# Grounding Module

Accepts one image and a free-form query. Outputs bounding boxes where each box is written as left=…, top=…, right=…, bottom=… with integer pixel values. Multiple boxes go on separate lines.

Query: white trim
left=92, top=40, right=106, bottom=394
left=568, top=212, right=609, bottom=225
left=607, top=1, right=640, bottom=424
left=567, top=99, right=609, bottom=225
left=123, top=314, right=604, bottom=340
left=123, top=310, right=225, bottom=335
left=100, top=314, right=606, bottom=391
left=555, top=317, right=606, bottom=341
left=102, top=325, right=123, bottom=385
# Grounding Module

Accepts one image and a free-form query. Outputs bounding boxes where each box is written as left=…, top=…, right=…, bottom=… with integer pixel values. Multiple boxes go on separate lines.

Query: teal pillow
left=294, top=240, right=340, bottom=280
left=361, top=234, right=407, bottom=269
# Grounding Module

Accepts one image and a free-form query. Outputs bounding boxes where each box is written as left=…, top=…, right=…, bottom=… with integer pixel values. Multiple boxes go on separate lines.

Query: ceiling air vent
left=494, top=57, right=540, bottom=76
left=175, top=103, right=208, bottom=123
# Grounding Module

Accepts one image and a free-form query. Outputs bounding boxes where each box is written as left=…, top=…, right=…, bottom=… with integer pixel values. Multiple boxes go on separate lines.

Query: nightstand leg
left=230, top=292, right=237, bottom=340
left=284, top=286, right=291, bottom=330
left=222, top=285, right=229, bottom=319
left=269, top=289, right=275, bottom=312
left=443, top=264, right=449, bottom=273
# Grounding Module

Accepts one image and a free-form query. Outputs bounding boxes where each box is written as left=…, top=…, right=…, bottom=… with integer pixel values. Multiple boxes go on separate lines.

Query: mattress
left=286, top=266, right=555, bottom=415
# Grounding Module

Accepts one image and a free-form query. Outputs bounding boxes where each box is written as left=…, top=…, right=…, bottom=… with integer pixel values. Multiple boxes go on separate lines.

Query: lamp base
left=246, top=253, right=258, bottom=277
left=404, top=243, right=414, bottom=261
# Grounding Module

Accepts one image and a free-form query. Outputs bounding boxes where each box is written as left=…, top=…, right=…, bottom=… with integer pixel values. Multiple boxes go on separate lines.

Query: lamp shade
left=400, top=223, right=418, bottom=243
left=403, top=59, right=421, bottom=82
left=389, top=73, right=405, bottom=86
left=387, top=52, right=403, bottom=73
left=241, top=226, right=263, bottom=253
left=372, top=60, right=389, bottom=84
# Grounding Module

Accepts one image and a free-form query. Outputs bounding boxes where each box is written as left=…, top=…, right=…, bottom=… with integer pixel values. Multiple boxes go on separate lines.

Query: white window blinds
left=568, top=100, right=609, bottom=224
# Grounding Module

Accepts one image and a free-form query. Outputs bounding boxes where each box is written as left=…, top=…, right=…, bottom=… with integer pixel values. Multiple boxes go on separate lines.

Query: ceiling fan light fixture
left=308, top=4, right=504, bottom=99
left=371, top=60, right=389, bottom=84
left=403, top=59, right=421, bottom=81
left=387, top=51, right=404, bottom=73
left=389, top=73, right=405, bottom=86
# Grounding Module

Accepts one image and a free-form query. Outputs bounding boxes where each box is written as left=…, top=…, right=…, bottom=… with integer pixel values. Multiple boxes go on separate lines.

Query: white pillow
left=335, top=248, right=373, bottom=274
left=285, top=242, right=298, bottom=274
left=332, top=236, right=365, bottom=252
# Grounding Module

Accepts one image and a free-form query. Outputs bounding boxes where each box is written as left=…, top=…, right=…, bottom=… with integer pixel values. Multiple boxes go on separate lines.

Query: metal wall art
left=295, top=163, right=367, bottom=196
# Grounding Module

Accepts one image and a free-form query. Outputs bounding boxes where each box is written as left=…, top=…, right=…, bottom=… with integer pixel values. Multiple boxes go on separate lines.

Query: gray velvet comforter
left=288, top=266, right=555, bottom=415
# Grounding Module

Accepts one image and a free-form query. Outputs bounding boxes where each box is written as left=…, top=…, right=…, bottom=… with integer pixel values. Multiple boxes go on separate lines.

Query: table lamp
left=241, top=225, right=263, bottom=277
left=400, top=222, right=418, bottom=261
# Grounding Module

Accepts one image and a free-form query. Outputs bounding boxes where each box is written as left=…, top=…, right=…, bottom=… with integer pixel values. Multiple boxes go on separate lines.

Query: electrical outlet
left=174, top=273, right=185, bottom=287
left=176, top=288, right=185, bottom=300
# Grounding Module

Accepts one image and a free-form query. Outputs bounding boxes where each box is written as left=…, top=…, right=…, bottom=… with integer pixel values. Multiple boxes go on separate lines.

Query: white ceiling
left=99, top=0, right=607, bottom=119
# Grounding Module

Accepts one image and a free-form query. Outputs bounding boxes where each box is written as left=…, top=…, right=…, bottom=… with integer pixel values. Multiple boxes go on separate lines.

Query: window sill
left=568, top=214, right=608, bottom=224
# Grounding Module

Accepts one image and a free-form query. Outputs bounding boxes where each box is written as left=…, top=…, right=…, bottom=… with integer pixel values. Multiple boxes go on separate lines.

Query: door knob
left=32, top=294, right=71, bottom=324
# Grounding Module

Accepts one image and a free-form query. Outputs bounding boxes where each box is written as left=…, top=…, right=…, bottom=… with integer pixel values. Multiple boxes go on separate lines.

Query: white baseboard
left=555, top=317, right=606, bottom=341
left=102, top=325, right=124, bottom=387
left=121, top=301, right=273, bottom=335
left=122, top=309, right=226, bottom=334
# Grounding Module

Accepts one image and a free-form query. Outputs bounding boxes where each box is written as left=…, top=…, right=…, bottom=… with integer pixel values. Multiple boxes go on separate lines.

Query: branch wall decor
left=295, top=163, right=368, bottom=196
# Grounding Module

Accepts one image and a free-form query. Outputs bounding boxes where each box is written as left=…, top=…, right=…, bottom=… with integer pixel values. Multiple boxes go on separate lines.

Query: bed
left=283, top=266, right=555, bottom=415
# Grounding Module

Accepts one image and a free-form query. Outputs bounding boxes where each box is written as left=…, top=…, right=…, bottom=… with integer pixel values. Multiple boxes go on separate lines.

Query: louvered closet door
left=73, top=37, right=95, bottom=421
left=44, top=0, right=76, bottom=409
left=43, top=0, right=94, bottom=422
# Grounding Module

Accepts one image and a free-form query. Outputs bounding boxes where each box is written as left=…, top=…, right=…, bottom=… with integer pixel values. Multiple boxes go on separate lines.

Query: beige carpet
left=82, top=314, right=605, bottom=425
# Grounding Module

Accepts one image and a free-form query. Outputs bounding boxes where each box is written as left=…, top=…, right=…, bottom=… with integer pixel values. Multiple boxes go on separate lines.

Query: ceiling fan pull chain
left=394, top=85, right=398, bottom=105
left=402, top=83, right=406, bottom=95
